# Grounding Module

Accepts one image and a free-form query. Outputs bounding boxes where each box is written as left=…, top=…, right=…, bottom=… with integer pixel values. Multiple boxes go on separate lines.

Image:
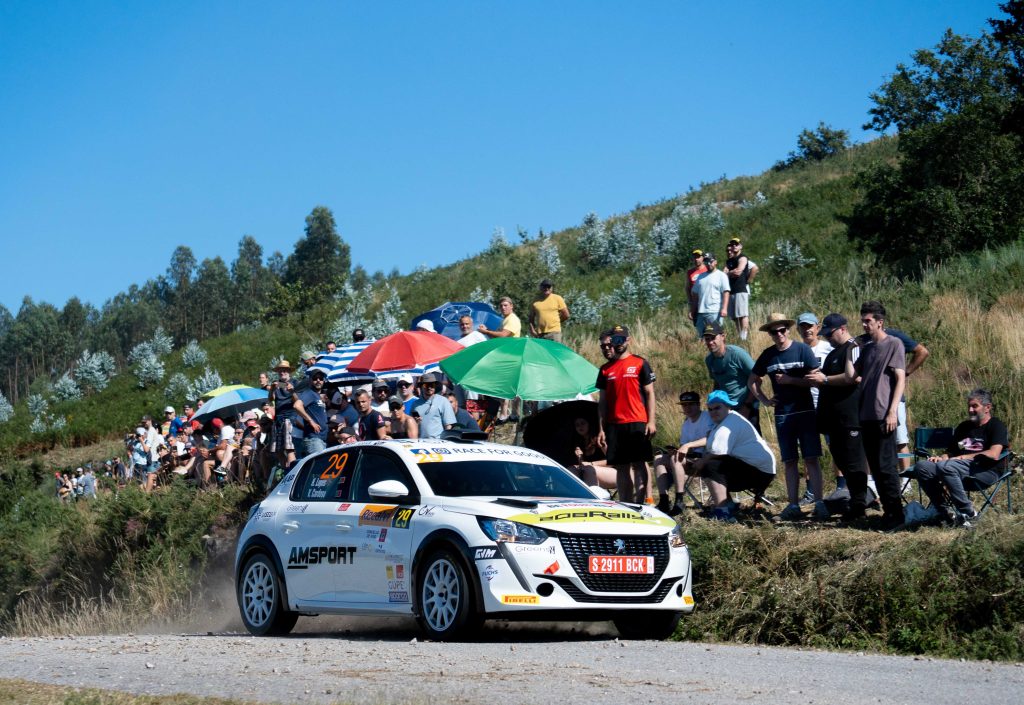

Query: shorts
left=896, top=401, right=908, bottom=445
left=698, top=456, right=773, bottom=495
left=694, top=312, right=723, bottom=338
left=774, top=410, right=822, bottom=462
left=824, top=426, right=867, bottom=475
left=605, top=422, right=653, bottom=465
left=301, top=436, right=327, bottom=458
left=539, top=331, right=562, bottom=343
left=270, top=418, right=296, bottom=453
left=728, top=292, right=749, bottom=319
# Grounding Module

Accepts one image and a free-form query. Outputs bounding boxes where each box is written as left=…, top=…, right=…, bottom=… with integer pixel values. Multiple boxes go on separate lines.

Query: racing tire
left=238, top=552, right=298, bottom=636
left=415, top=548, right=482, bottom=641
left=612, top=610, right=682, bottom=640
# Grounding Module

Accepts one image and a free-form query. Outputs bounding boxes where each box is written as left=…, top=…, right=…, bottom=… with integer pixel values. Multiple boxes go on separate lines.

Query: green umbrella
left=440, top=337, right=599, bottom=401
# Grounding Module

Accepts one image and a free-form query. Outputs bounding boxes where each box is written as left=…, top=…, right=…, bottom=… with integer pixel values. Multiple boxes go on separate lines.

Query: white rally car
left=235, top=438, right=694, bottom=640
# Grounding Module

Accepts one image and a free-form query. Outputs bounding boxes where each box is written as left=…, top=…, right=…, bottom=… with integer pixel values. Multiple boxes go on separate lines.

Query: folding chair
left=899, top=426, right=955, bottom=502
left=961, top=449, right=1016, bottom=516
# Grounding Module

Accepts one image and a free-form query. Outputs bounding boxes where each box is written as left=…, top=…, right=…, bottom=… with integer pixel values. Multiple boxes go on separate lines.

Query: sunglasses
left=769, top=328, right=789, bottom=336
left=599, top=343, right=615, bottom=349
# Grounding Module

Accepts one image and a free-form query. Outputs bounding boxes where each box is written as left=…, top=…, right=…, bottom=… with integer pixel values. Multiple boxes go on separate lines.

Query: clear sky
left=0, top=1, right=997, bottom=313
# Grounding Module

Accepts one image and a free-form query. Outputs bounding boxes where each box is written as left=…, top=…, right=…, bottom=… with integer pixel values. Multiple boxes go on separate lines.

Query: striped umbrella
left=308, top=340, right=375, bottom=384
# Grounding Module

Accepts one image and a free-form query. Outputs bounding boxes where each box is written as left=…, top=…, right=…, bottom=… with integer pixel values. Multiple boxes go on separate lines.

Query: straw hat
left=274, top=359, right=293, bottom=372
left=758, top=313, right=795, bottom=332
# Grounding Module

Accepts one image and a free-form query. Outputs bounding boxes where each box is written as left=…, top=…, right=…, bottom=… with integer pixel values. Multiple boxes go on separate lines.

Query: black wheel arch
left=412, top=529, right=485, bottom=618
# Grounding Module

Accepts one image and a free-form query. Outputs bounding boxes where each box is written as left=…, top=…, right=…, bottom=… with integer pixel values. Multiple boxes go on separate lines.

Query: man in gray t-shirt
left=848, top=301, right=905, bottom=528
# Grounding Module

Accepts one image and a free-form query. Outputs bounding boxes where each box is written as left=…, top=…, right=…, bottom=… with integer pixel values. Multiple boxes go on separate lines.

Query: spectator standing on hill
left=353, top=328, right=366, bottom=343
left=268, top=360, right=298, bottom=470
left=140, top=415, right=166, bottom=468
left=725, top=238, right=758, bottom=340
left=807, top=314, right=869, bottom=518
left=293, top=370, right=328, bottom=457
left=529, top=278, right=570, bottom=342
left=371, top=381, right=392, bottom=416
left=846, top=301, right=906, bottom=529
left=80, top=466, right=97, bottom=498
left=703, top=321, right=760, bottom=433
left=797, top=313, right=833, bottom=409
left=354, top=389, right=388, bottom=440
left=692, top=391, right=776, bottom=521
left=455, top=315, right=487, bottom=416
left=130, top=427, right=150, bottom=484
left=653, top=391, right=713, bottom=516
left=395, top=375, right=420, bottom=414
left=749, top=313, right=826, bottom=521
left=596, top=325, right=657, bottom=504
left=160, top=406, right=176, bottom=436
left=684, top=249, right=708, bottom=302
left=857, top=324, right=930, bottom=471
left=912, top=388, right=1007, bottom=526
left=258, top=372, right=272, bottom=391
left=479, top=296, right=523, bottom=423
left=413, top=374, right=456, bottom=439
left=690, top=253, right=730, bottom=339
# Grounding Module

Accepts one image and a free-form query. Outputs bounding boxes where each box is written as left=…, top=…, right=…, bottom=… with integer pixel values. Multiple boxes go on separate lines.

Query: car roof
left=336, top=438, right=560, bottom=465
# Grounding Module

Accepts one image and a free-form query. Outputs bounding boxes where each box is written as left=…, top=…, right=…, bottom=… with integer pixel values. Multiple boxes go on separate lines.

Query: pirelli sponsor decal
left=287, top=545, right=356, bottom=569
left=501, top=594, right=539, bottom=605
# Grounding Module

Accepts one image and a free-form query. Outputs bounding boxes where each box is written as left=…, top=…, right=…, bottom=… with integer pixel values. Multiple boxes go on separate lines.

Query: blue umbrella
left=193, top=387, right=268, bottom=423
left=307, top=340, right=375, bottom=384
left=410, top=302, right=503, bottom=341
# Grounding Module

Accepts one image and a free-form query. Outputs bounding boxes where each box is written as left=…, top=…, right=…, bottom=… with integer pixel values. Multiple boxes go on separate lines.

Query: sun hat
left=274, top=359, right=293, bottom=372
left=758, top=313, right=795, bottom=332
left=707, top=390, right=737, bottom=407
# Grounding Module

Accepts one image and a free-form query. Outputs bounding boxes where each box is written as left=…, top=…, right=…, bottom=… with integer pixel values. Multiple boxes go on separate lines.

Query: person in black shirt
left=808, top=313, right=869, bottom=518
left=912, top=388, right=1009, bottom=524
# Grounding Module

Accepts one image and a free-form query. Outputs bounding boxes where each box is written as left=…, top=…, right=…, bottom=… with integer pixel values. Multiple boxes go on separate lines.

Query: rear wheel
left=613, top=610, right=682, bottom=640
left=238, top=552, right=298, bottom=636
left=416, top=548, right=481, bottom=640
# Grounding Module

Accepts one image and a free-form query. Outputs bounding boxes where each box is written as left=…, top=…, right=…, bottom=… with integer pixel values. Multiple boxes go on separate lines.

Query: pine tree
left=578, top=212, right=610, bottom=268
left=181, top=340, right=208, bottom=368
left=187, top=367, right=223, bottom=402
left=52, top=373, right=82, bottom=402
left=606, top=216, right=639, bottom=267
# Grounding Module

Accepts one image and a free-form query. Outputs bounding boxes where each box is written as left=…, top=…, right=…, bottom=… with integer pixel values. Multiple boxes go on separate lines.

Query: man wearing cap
left=413, top=374, right=456, bottom=439
left=371, top=381, right=392, bottom=416
left=845, top=301, right=906, bottom=529
left=596, top=325, right=657, bottom=504
left=388, top=395, right=419, bottom=439
left=689, top=253, right=730, bottom=339
left=292, top=369, right=329, bottom=457
left=796, top=313, right=833, bottom=410
left=167, top=406, right=188, bottom=437
left=653, top=391, right=713, bottom=516
left=161, top=406, right=177, bottom=436
left=684, top=249, right=708, bottom=300
left=268, top=360, right=298, bottom=469
left=749, top=313, right=826, bottom=521
left=393, top=374, right=420, bottom=415
left=130, top=428, right=150, bottom=485
left=702, top=320, right=760, bottom=434
left=692, top=391, right=777, bottom=520
left=807, top=313, right=869, bottom=518
left=529, top=279, right=570, bottom=342
left=725, top=238, right=758, bottom=341
left=414, top=319, right=436, bottom=333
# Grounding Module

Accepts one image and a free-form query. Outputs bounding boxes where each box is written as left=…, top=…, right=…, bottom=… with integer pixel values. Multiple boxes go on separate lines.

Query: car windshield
left=418, top=459, right=594, bottom=499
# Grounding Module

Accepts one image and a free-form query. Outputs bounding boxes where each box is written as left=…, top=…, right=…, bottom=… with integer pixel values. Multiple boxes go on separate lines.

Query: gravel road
left=0, top=618, right=1021, bottom=705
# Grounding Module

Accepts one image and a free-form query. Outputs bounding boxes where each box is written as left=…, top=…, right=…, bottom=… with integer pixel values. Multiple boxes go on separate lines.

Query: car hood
left=440, top=497, right=676, bottom=533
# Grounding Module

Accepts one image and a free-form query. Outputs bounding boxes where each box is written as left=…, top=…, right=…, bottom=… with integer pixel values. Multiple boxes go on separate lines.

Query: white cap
left=415, top=319, right=435, bottom=332
left=164, top=406, right=175, bottom=414
left=397, top=374, right=414, bottom=385
left=135, top=427, right=146, bottom=436
left=219, top=425, right=234, bottom=442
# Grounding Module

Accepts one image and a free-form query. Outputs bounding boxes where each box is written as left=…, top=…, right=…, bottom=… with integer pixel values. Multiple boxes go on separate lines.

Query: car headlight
left=669, top=525, right=686, bottom=549
left=479, top=518, right=549, bottom=544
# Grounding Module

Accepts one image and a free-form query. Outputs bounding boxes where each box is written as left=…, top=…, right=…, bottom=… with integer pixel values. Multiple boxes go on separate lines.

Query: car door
left=340, top=448, right=420, bottom=606
left=280, top=447, right=359, bottom=603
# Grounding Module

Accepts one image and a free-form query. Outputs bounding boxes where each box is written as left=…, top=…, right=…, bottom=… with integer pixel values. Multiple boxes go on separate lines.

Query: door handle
left=335, top=524, right=351, bottom=532
left=282, top=521, right=299, bottom=532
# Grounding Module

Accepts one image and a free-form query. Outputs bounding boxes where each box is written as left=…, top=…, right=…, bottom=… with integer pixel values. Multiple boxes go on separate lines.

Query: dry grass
left=0, top=679, right=265, bottom=705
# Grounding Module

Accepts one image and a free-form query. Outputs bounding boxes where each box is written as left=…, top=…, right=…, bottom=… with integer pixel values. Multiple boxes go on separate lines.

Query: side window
left=292, top=449, right=358, bottom=502
left=350, top=450, right=417, bottom=503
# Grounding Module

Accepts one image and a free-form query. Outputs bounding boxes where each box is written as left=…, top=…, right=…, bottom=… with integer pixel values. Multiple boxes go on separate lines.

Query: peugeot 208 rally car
left=235, top=438, right=694, bottom=640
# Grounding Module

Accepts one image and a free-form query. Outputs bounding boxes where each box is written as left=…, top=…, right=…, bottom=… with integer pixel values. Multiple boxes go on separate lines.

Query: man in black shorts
left=595, top=325, right=657, bottom=503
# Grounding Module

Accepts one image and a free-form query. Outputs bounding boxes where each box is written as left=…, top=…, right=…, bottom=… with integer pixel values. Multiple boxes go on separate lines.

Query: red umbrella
left=345, top=330, right=464, bottom=376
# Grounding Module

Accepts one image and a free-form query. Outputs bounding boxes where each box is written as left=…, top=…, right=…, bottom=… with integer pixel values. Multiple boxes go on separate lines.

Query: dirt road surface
left=0, top=618, right=1021, bottom=704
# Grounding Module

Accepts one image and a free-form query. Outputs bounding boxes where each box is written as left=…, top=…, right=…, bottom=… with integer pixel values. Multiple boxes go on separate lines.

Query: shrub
left=132, top=352, right=164, bottom=389
left=150, top=326, right=174, bottom=356
left=51, top=373, right=82, bottom=403
left=26, top=394, right=48, bottom=418
left=72, top=350, right=116, bottom=393
left=765, top=239, right=817, bottom=275
left=0, top=393, right=12, bottom=423
left=181, top=340, right=208, bottom=368
left=367, top=287, right=405, bottom=339
left=164, top=372, right=191, bottom=401
left=537, top=237, right=562, bottom=275
left=187, top=367, right=222, bottom=402
left=563, top=289, right=600, bottom=326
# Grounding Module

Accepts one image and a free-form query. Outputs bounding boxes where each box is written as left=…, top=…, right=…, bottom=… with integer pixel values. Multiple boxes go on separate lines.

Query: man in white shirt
left=692, top=390, right=777, bottom=521
left=653, top=391, right=713, bottom=516
left=690, top=253, right=730, bottom=339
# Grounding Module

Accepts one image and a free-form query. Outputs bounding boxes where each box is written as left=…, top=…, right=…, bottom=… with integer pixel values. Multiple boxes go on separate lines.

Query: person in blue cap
left=690, top=390, right=777, bottom=520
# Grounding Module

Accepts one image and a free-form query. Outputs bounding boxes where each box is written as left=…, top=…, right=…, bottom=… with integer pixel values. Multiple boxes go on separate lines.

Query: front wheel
left=238, top=552, right=298, bottom=636
left=613, top=610, right=681, bottom=640
left=416, top=548, right=481, bottom=640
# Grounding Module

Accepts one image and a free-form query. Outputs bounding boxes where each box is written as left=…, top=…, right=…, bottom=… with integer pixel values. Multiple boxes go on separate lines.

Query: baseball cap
left=539, top=278, right=554, bottom=288
left=164, top=406, right=175, bottom=414
left=701, top=321, right=724, bottom=337
left=678, top=391, right=701, bottom=404
left=396, top=374, right=414, bottom=385
left=819, top=313, right=848, bottom=338
left=387, top=395, right=403, bottom=409
left=797, top=312, right=819, bottom=326
left=211, top=418, right=224, bottom=429
left=609, top=324, right=630, bottom=338
left=728, top=237, right=742, bottom=245
left=691, top=249, right=703, bottom=256
left=300, top=350, right=317, bottom=362
left=415, top=319, right=436, bottom=332
left=135, top=427, right=146, bottom=436
left=703, top=252, right=716, bottom=262
left=707, top=390, right=737, bottom=407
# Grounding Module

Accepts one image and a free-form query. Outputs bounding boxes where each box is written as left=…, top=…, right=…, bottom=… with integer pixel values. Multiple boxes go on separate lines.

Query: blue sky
left=0, top=1, right=997, bottom=313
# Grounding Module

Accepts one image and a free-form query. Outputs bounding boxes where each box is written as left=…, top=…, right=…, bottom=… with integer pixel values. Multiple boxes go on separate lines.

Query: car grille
left=556, top=534, right=669, bottom=593
left=541, top=575, right=677, bottom=604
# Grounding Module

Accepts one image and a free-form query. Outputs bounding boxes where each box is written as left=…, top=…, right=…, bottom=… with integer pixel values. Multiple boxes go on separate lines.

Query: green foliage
left=775, top=121, right=851, bottom=170
left=283, top=206, right=351, bottom=304
left=764, top=238, right=817, bottom=275
left=180, top=340, right=207, bottom=368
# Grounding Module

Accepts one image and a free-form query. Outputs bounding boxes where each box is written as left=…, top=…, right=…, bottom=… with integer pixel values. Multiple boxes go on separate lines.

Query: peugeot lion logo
left=613, top=538, right=626, bottom=554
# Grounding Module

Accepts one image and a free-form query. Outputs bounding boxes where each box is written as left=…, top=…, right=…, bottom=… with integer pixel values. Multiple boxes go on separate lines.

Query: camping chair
left=961, top=449, right=1016, bottom=516
left=899, top=426, right=955, bottom=502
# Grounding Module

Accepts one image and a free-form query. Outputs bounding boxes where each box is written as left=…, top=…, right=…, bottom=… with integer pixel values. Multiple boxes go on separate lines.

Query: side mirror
left=590, top=486, right=612, bottom=500
left=368, top=479, right=410, bottom=499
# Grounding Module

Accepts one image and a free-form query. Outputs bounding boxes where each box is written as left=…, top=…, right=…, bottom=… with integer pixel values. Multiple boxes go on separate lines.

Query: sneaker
left=213, top=466, right=228, bottom=477
left=812, top=500, right=831, bottom=520
left=779, top=503, right=804, bottom=521
left=669, top=502, right=686, bottom=518
left=709, top=507, right=737, bottom=523
left=656, top=496, right=671, bottom=514
left=798, top=489, right=815, bottom=506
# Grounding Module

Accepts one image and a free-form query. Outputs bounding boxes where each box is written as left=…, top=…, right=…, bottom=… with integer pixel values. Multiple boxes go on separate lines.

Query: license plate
left=587, top=555, right=654, bottom=574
